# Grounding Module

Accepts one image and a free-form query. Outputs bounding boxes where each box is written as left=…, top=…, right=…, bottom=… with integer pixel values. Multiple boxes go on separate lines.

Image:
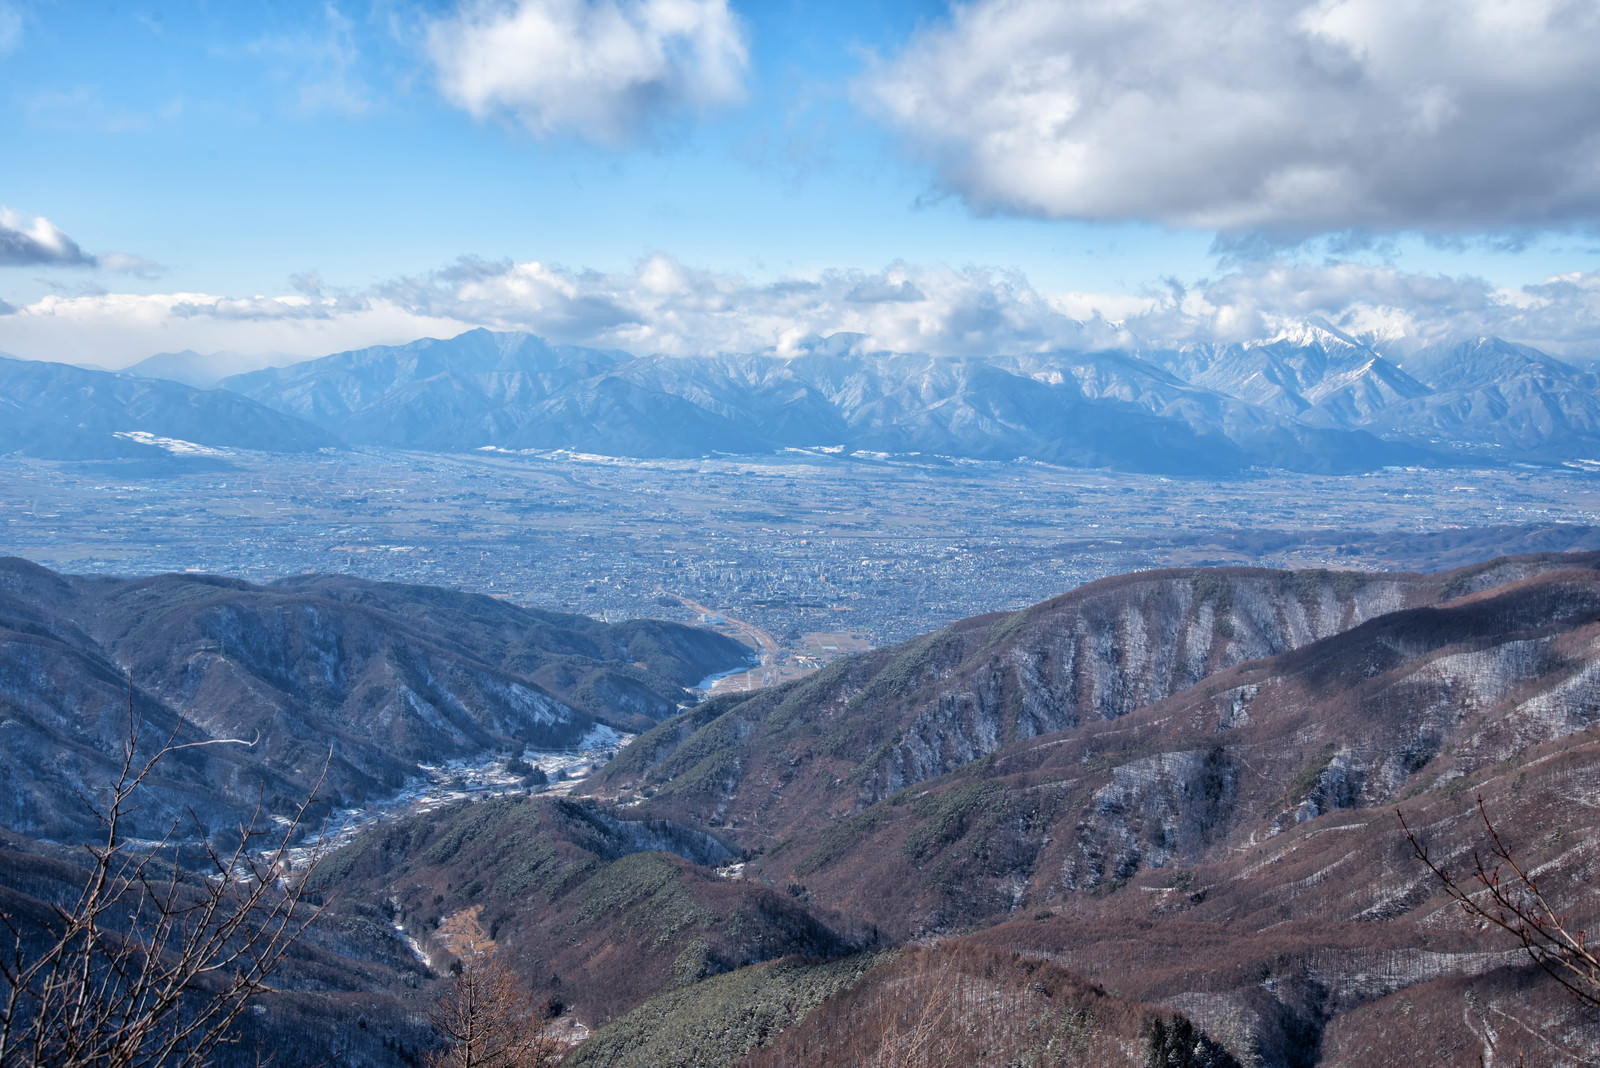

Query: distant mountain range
left=6, top=325, right=1600, bottom=473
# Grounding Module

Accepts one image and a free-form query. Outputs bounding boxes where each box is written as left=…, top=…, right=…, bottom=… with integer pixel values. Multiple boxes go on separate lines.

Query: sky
left=1, top=0, right=1599, bottom=370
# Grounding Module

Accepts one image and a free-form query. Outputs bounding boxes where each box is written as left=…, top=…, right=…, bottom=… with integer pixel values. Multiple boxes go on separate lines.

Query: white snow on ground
left=692, top=665, right=747, bottom=692
left=283, top=731, right=635, bottom=870
left=578, top=723, right=623, bottom=749
left=392, top=918, right=434, bottom=969
left=113, top=430, right=232, bottom=457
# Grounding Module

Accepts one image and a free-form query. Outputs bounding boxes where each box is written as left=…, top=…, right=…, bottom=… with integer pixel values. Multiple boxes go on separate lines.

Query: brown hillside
left=581, top=555, right=1600, bottom=1062
left=307, top=793, right=875, bottom=1027
left=746, top=943, right=1238, bottom=1067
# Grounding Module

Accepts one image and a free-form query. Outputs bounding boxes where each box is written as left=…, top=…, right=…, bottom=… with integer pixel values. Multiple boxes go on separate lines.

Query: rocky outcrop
left=600, top=560, right=1597, bottom=837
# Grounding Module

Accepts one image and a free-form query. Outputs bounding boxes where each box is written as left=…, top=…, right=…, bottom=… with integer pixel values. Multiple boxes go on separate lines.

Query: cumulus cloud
left=863, top=0, right=1600, bottom=237
left=168, top=293, right=373, bottom=321
left=846, top=278, right=926, bottom=304
left=376, top=255, right=1121, bottom=357
left=0, top=258, right=1124, bottom=367
left=0, top=208, right=96, bottom=267
left=426, top=0, right=747, bottom=144
left=1114, top=261, right=1600, bottom=358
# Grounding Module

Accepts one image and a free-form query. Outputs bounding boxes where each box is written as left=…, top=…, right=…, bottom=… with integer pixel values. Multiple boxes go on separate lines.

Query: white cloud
left=863, top=0, right=1600, bottom=236
left=426, top=0, right=747, bottom=144
left=0, top=208, right=96, bottom=267
left=0, top=291, right=468, bottom=369
left=0, top=258, right=1120, bottom=366
left=381, top=254, right=1122, bottom=357
left=1118, top=261, right=1600, bottom=357
left=6, top=255, right=1600, bottom=370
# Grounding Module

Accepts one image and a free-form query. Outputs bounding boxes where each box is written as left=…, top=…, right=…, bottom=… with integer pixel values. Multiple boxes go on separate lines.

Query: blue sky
left=2, top=0, right=1598, bottom=368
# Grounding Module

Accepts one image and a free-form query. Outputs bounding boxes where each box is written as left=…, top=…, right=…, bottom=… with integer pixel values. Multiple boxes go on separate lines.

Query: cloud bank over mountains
left=5, top=255, right=1600, bottom=370
left=865, top=0, right=1600, bottom=235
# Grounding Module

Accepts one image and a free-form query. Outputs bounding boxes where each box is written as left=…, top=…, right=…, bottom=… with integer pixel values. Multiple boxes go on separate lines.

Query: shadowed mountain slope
left=1375, top=336, right=1600, bottom=460
left=220, top=330, right=622, bottom=448
left=0, top=559, right=751, bottom=840
left=711, top=561, right=1600, bottom=926
left=590, top=559, right=1573, bottom=839
left=1152, top=326, right=1429, bottom=427
left=6, top=552, right=1600, bottom=1064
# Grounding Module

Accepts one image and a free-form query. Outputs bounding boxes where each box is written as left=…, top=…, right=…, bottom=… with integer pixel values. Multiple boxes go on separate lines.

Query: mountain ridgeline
left=595, top=554, right=1600, bottom=896
left=9, top=326, right=1600, bottom=472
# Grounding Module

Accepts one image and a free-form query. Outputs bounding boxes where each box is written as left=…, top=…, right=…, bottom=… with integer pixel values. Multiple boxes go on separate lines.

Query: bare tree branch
left=0, top=681, right=327, bottom=1068
left=1400, top=797, right=1600, bottom=1012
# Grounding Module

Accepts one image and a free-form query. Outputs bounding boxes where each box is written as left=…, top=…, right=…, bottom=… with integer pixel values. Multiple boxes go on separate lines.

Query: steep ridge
left=768, top=350, right=1251, bottom=472
left=217, top=328, right=1438, bottom=473
left=578, top=555, right=1600, bottom=1063
left=0, top=559, right=751, bottom=840
left=589, top=561, right=1528, bottom=837
left=732, top=560, right=1600, bottom=925
left=946, top=718, right=1600, bottom=1065
left=95, top=324, right=1600, bottom=471
left=221, top=329, right=623, bottom=449
left=589, top=555, right=1600, bottom=897
left=1003, top=346, right=1413, bottom=474
left=0, top=559, right=299, bottom=839
left=1376, top=336, right=1600, bottom=460
left=1153, top=326, right=1430, bottom=427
